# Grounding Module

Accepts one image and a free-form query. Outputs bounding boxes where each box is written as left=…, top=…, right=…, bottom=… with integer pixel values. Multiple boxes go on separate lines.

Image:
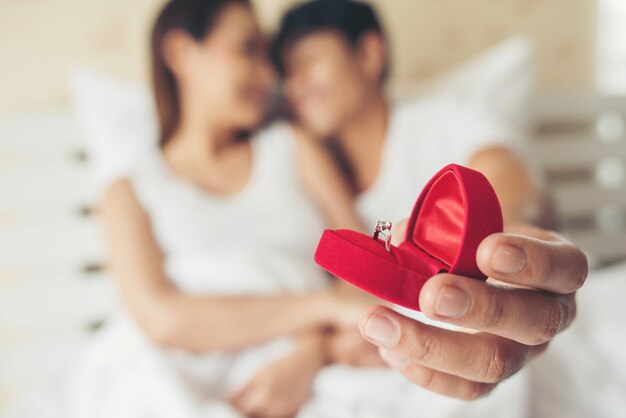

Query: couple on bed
left=71, top=0, right=588, bottom=417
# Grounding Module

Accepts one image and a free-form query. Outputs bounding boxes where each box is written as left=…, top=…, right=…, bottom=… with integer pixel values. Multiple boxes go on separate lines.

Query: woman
left=70, top=1, right=380, bottom=417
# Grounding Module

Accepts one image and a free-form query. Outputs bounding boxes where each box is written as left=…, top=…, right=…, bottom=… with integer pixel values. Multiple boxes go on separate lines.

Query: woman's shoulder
left=101, top=147, right=171, bottom=212
left=252, top=120, right=294, bottom=149
left=249, top=121, right=316, bottom=196
left=250, top=120, right=298, bottom=168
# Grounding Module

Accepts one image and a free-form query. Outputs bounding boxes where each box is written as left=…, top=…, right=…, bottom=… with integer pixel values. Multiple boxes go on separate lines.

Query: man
left=272, top=0, right=587, bottom=400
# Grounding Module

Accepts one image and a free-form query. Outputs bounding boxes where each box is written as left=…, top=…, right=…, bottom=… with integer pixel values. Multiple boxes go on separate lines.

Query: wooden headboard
left=530, top=92, right=626, bottom=267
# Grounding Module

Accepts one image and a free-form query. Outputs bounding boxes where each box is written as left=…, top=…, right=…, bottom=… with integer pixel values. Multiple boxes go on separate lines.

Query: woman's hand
left=228, top=333, right=326, bottom=418
left=325, top=328, right=386, bottom=368
left=359, top=224, right=588, bottom=400
left=325, top=283, right=382, bottom=329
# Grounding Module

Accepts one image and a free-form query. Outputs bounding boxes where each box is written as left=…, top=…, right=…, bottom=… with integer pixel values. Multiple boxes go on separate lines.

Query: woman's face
left=176, top=4, right=274, bottom=130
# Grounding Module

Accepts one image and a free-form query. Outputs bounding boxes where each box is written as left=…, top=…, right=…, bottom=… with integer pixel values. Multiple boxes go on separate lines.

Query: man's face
left=282, top=30, right=374, bottom=137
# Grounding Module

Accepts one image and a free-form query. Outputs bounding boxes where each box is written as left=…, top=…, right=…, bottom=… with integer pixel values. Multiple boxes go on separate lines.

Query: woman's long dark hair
left=151, top=0, right=250, bottom=147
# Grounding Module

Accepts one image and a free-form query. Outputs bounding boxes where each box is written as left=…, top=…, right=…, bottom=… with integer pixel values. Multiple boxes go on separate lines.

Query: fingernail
left=380, top=348, right=409, bottom=369
left=491, top=244, right=526, bottom=274
left=363, top=314, right=399, bottom=347
left=435, top=285, right=470, bottom=318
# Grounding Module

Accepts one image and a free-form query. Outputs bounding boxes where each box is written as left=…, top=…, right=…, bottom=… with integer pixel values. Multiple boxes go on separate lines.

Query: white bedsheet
left=68, top=317, right=529, bottom=418
left=11, top=257, right=626, bottom=418
left=530, top=260, right=626, bottom=417
left=67, top=251, right=529, bottom=418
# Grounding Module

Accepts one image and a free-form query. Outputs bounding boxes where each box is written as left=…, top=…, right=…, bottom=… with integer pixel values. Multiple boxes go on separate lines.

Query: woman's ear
left=162, top=28, right=195, bottom=77
left=357, top=32, right=387, bottom=84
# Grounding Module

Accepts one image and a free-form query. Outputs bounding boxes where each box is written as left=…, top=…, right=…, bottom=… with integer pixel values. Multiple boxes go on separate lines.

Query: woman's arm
left=101, top=180, right=361, bottom=352
left=293, top=126, right=366, bottom=233
left=293, top=127, right=385, bottom=305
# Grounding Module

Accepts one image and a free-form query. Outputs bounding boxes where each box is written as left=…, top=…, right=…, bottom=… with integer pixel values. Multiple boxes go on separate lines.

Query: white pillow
left=69, top=68, right=159, bottom=191
left=391, top=36, right=535, bottom=134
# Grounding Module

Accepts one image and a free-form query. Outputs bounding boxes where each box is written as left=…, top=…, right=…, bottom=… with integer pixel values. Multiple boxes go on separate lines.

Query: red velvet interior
left=411, top=171, right=465, bottom=269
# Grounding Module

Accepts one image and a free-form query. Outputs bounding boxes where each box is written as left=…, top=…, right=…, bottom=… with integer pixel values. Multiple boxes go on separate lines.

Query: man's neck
left=336, top=93, right=390, bottom=194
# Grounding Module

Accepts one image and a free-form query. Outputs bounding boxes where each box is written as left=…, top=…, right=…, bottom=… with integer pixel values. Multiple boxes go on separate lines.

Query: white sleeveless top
left=356, top=96, right=516, bottom=227
left=129, top=122, right=329, bottom=296
left=71, top=124, right=335, bottom=416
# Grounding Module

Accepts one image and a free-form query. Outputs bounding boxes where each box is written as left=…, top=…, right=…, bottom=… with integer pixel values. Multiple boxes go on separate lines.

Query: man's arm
left=468, top=146, right=543, bottom=227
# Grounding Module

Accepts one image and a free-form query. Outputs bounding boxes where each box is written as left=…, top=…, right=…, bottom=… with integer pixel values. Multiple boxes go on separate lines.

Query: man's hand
left=359, top=224, right=588, bottom=400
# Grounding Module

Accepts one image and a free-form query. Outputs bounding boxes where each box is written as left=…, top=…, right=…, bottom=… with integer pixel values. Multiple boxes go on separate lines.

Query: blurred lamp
left=594, top=157, right=625, bottom=189
left=595, top=111, right=625, bottom=143
left=595, top=205, right=626, bottom=234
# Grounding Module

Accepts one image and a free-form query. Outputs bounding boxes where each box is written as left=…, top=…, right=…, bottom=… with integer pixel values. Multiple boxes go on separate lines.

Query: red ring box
left=314, top=164, right=503, bottom=311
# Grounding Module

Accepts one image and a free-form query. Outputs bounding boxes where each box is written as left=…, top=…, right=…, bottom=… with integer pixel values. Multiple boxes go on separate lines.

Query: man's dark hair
left=271, top=0, right=389, bottom=80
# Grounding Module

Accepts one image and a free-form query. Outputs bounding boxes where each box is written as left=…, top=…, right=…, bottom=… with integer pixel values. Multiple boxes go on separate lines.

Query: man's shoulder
left=391, top=94, right=455, bottom=124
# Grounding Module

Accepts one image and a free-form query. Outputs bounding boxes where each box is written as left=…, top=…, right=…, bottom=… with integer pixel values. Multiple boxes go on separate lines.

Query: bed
left=1, top=46, right=625, bottom=416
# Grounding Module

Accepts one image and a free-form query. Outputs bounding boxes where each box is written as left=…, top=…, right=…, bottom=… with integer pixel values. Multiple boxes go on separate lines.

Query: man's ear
left=162, top=28, right=195, bottom=76
left=357, top=31, right=387, bottom=83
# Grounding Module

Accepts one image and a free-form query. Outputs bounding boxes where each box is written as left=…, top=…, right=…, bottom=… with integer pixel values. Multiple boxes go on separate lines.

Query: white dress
left=70, top=123, right=331, bottom=418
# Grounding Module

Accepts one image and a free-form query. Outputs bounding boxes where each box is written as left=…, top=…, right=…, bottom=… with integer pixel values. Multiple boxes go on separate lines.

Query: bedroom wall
left=0, top=0, right=596, bottom=111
